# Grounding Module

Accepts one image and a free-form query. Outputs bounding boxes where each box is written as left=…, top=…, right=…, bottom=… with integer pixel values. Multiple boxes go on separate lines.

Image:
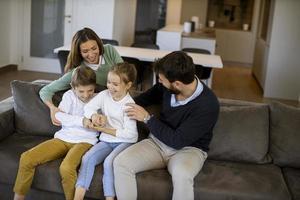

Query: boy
left=13, top=66, right=99, bottom=200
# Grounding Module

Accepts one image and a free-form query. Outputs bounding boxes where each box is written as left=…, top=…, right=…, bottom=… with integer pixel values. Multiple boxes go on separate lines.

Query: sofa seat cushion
left=195, top=160, right=291, bottom=200
left=270, top=102, right=300, bottom=168
left=0, top=133, right=106, bottom=198
left=27, top=157, right=105, bottom=199
left=208, top=105, right=271, bottom=164
left=282, top=168, right=300, bottom=200
left=0, top=134, right=49, bottom=185
left=133, top=160, right=291, bottom=200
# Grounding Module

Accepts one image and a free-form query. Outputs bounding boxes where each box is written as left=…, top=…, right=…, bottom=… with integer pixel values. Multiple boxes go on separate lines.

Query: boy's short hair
left=153, top=51, right=195, bottom=84
left=109, top=62, right=137, bottom=84
left=71, top=65, right=96, bottom=88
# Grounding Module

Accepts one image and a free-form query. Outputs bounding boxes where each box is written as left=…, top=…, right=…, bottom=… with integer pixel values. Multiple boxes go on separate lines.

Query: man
left=114, top=51, right=220, bottom=200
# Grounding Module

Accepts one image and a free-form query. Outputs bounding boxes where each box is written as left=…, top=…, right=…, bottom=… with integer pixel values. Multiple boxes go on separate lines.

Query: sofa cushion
left=195, top=160, right=291, bottom=200
left=0, top=132, right=106, bottom=199
left=11, top=80, right=60, bottom=136
left=134, top=160, right=291, bottom=200
left=282, top=167, right=300, bottom=200
left=208, top=105, right=271, bottom=164
left=270, top=102, right=300, bottom=168
left=218, top=98, right=266, bottom=107
left=0, top=97, right=14, bottom=141
left=0, top=134, right=49, bottom=185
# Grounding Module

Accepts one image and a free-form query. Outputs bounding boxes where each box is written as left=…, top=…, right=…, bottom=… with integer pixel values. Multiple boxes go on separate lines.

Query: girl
left=39, top=27, right=123, bottom=126
left=14, top=66, right=98, bottom=200
left=74, top=62, right=138, bottom=200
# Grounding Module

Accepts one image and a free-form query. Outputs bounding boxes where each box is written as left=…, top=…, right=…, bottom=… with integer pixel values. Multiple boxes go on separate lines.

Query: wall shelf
left=207, top=0, right=254, bottom=31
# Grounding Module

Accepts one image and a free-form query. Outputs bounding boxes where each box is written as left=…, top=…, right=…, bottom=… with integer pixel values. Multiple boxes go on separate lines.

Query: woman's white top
left=54, top=90, right=98, bottom=145
left=84, top=89, right=138, bottom=143
left=83, top=55, right=105, bottom=71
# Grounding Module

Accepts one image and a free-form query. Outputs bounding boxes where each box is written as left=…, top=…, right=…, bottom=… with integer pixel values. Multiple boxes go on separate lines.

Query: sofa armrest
left=0, top=97, right=15, bottom=141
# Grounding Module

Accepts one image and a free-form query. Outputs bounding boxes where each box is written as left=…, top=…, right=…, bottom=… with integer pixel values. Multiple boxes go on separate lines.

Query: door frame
left=20, top=0, right=66, bottom=73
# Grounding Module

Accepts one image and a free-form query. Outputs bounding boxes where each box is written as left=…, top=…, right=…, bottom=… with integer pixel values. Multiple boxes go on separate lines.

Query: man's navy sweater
left=135, top=83, right=219, bottom=152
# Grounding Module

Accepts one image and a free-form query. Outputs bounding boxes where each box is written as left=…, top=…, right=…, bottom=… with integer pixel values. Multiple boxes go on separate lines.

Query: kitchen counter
left=181, top=29, right=216, bottom=40
left=156, top=25, right=216, bottom=54
left=157, top=24, right=216, bottom=39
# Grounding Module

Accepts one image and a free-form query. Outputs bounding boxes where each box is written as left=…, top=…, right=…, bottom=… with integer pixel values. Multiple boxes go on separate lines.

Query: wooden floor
left=212, top=64, right=299, bottom=107
left=0, top=64, right=299, bottom=107
left=0, top=68, right=60, bottom=101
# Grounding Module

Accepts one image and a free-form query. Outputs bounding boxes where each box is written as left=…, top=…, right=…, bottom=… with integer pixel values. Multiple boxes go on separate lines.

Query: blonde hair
left=109, top=62, right=137, bottom=85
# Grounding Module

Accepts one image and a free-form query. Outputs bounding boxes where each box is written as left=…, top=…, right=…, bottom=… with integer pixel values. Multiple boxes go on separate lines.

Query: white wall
left=71, top=0, right=115, bottom=39
left=180, top=0, right=207, bottom=26
left=252, top=0, right=274, bottom=89
left=1, top=0, right=135, bottom=72
left=9, top=0, right=24, bottom=66
left=264, top=0, right=300, bottom=100
left=113, top=0, right=137, bottom=46
left=166, top=0, right=182, bottom=25
left=0, top=1, right=12, bottom=67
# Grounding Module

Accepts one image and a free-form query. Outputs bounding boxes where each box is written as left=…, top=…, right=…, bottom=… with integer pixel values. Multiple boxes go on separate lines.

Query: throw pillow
left=208, top=105, right=272, bottom=164
left=270, top=102, right=300, bottom=168
left=11, top=80, right=60, bottom=136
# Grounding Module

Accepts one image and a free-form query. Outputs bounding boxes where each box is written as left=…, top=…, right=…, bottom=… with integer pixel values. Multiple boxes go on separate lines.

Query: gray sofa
left=0, top=80, right=299, bottom=200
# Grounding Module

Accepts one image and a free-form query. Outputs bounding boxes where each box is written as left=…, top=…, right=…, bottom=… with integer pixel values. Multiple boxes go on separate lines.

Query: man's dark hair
left=153, top=51, right=195, bottom=84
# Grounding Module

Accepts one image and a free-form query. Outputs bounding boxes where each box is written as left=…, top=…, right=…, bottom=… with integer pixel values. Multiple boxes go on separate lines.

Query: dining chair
left=57, top=50, right=70, bottom=74
left=102, top=39, right=119, bottom=46
left=121, top=56, right=144, bottom=91
left=182, top=48, right=212, bottom=86
left=131, top=43, right=159, bottom=50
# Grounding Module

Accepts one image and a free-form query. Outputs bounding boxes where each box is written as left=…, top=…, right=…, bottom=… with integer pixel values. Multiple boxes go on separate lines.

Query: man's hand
left=50, top=105, right=61, bottom=126
left=91, top=114, right=107, bottom=127
left=125, top=103, right=150, bottom=122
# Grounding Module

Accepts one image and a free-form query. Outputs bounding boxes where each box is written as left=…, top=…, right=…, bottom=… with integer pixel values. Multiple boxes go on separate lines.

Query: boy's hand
left=83, top=117, right=94, bottom=129
left=91, top=114, right=107, bottom=127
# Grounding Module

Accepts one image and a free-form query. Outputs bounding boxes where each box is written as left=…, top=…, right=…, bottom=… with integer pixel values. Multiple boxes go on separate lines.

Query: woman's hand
left=91, top=114, right=107, bottom=127
left=49, top=105, right=61, bottom=126
left=45, top=101, right=61, bottom=126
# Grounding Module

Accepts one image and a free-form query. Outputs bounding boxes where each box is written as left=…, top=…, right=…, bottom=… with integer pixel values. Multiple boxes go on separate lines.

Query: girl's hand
left=91, top=114, right=107, bottom=127
left=49, top=105, right=61, bottom=126
left=83, top=117, right=94, bottom=129
left=91, top=125, right=116, bottom=136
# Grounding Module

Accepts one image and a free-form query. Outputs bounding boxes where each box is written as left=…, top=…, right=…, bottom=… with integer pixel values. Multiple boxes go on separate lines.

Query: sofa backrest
left=10, top=80, right=140, bottom=137
left=269, top=102, right=300, bottom=168
left=208, top=103, right=272, bottom=164
left=0, top=97, right=15, bottom=140
left=11, top=80, right=61, bottom=136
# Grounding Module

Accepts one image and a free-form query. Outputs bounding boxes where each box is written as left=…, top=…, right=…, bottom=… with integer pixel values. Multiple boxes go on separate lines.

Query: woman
left=40, top=27, right=123, bottom=126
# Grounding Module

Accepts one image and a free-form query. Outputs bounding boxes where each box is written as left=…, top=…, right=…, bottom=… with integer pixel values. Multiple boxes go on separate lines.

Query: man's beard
left=167, top=85, right=180, bottom=95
